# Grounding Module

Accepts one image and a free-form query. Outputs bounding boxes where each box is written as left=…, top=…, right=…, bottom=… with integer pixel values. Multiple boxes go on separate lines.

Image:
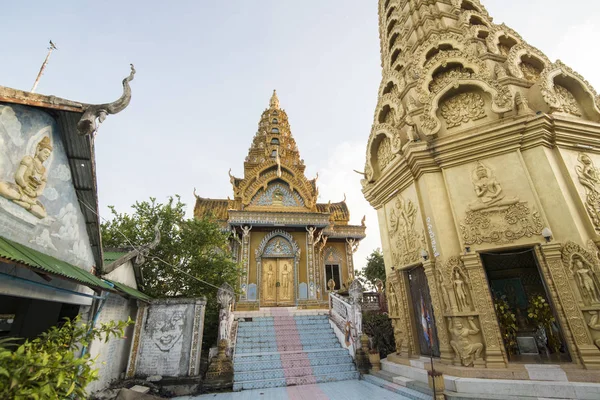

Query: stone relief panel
left=437, top=257, right=474, bottom=314
left=0, top=103, right=94, bottom=269
left=439, top=91, right=487, bottom=129
left=447, top=159, right=544, bottom=247
left=376, top=136, right=394, bottom=172
left=575, top=153, right=600, bottom=232
left=385, top=188, right=425, bottom=267
left=561, top=241, right=600, bottom=307
left=448, top=316, right=485, bottom=366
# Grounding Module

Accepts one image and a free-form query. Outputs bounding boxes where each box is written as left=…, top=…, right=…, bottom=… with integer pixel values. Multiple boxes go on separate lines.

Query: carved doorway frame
left=256, top=230, right=300, bottom=307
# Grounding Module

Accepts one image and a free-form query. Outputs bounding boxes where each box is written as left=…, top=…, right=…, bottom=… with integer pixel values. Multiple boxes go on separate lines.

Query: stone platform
left=379, top=357, right=600, bottom=400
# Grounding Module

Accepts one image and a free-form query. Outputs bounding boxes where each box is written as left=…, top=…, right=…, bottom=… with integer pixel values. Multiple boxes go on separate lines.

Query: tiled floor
left=174, top=380, right=412, bottom=400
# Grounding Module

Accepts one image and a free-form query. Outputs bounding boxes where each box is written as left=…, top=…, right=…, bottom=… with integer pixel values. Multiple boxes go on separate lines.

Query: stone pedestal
left=203, top=339, right=234, bottom=390
left=428, top=370, right=445, bottom=400
left=355, top=334, right=371, bottom=374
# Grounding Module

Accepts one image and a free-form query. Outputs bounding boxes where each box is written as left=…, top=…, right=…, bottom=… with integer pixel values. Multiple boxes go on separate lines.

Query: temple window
left=271, top=150, right=277, bottom=158
left=391, top=48, right=401, bottom=66
left=469, top=15, right=487, bottom=27
left=386, top=6, right=395, bottom=20
left=425, top=44, right=455, bottom=63
left=387, top=19, right=397, bottom=37
left=461, top=0, right=479, bottom=12
left=272, top=118, right=278, bottom=124
left=272, top=128, right=280, bottom=133
left=389, top=32, right=399, bottom=51
left=271, top=138, right=280, bottom=145
left=325, top=264, right=341, bottom=291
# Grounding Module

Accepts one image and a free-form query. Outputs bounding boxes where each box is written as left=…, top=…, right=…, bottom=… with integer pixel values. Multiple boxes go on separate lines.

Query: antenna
left=31, top=40, right=58, bottom=93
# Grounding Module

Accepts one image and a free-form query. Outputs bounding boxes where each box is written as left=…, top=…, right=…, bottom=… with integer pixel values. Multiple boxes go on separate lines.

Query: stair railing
left=328, top=279, right=364, bottom=357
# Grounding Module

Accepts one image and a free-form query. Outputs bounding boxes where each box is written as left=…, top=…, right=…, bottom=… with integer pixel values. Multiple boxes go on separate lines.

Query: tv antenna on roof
left=31, top=40, right=58, bottom=93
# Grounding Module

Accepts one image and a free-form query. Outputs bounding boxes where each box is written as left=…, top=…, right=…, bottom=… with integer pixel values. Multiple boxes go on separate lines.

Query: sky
left=2, top=0, right=600, bottom=270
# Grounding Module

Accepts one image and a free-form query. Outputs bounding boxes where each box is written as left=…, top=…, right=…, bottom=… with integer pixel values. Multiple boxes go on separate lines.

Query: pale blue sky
left=2, top=0, right=600, bottom=269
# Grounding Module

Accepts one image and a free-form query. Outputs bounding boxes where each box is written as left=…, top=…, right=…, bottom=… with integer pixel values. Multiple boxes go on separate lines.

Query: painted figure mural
left=148, top=310, right=186, bottom=352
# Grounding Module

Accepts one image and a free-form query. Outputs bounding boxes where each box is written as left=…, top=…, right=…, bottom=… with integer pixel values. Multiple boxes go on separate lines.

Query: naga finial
left=77, top=64, right=136, bottom=136
left=343, top=193, right=347, bottom=202
left=193, top=188, right=199, bottom=199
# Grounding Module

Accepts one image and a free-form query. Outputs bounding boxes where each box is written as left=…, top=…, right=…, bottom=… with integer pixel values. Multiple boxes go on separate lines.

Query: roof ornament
left=193, top=188, right=200, bottom=199
left=361, top=215, right=366, bottom=227
left=276, top=148, right=282, bottom=178
left=228, top=168, right=236, bottom=184
left=269, top=89, right=280, bottom=110
left=77, top=64, right=136, bottom=136
left=134, top=218, right=162, bottom=266
left=343, top=193, right=347, bottom=202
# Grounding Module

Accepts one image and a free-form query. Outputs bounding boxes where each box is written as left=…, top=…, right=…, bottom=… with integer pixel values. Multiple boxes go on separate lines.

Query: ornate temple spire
left=363, top=0, right=600, bottom=186
left=269, top=89, right=280, bottom=110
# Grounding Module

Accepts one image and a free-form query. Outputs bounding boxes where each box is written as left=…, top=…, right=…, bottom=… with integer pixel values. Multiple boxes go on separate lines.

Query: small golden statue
left=0, top=136, right=53, bottom=219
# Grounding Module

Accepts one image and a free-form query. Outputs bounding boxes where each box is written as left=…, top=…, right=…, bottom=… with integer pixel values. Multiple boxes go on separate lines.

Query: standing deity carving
left=388, top=195, right=424, bottom=266
left=392, top=320, right=403, bottom=355
left=448, top=317, right=484, bottom=366
left=575, top=153, right=600, bottom=231
left=571, top=258, right=600, bottom=305
left=0, top=136, right=53, bottom=219
left=281, top=263, right=291, bottom=298
left=265, top=263, right=275, bottom=299
left=437, top=268, right=452, bottom=313
left=387, top=280, right=399, bottom=316
left=453, top=269, right=470, bottom=312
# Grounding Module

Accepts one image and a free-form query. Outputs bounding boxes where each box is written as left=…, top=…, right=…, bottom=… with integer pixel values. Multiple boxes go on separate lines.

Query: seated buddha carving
left=0, top=136, right=53, bottom=219
left=467, top=161, right=518, bottom=211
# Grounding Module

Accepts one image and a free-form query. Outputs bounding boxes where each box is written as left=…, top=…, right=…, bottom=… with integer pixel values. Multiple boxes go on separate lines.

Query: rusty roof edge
left=0, top=86, right=87, bottom=113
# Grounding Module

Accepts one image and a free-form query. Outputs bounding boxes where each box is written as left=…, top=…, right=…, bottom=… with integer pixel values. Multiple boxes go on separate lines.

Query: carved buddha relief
left=460, top=161, right=543, bottom=245
left=387, top=195, right=424, bottom=266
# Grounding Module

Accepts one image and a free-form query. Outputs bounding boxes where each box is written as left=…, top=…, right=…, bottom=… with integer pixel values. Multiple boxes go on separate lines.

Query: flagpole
left=31, top=41, right=58, bottom=93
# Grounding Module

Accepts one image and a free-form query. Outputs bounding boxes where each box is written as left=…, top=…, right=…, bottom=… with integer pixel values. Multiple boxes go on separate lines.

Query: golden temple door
left=261, top=258, right=295, bottom=306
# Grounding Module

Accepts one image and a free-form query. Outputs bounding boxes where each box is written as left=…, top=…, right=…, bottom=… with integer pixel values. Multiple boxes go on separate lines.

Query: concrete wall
left=87, top=293, right=137, bottom=394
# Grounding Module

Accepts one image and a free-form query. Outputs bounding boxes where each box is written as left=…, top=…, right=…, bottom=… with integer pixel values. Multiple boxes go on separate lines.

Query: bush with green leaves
left=361, top=311, right=395, bottom=358
left=492, top=294, right=518, bottom=355
left=0, top=316, right=132, bottom=400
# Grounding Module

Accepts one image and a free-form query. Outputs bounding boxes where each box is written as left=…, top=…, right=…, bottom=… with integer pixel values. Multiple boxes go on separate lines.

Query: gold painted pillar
left=422, top=259, right=453, bottom=364
left=241, top=225, right=252, bottom=301
left=345, top=238, right=357, bottom=282
left=306, top=227, right=316, bottom=299
left=539, top=243, right=600, bottom=369
left=462, top=253, right=508, bottom=368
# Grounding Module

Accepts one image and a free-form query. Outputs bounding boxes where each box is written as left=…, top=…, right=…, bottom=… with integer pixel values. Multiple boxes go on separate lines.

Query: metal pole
left=31, top=40, right=57, bottom=93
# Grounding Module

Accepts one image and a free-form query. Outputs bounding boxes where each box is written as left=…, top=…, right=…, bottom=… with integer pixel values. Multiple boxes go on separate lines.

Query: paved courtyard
left=174, top=380, right=411, bottom=400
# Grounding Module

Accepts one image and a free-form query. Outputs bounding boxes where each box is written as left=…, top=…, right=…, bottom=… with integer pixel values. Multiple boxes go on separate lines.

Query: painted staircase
left=232, top=308, right=358, bottom=391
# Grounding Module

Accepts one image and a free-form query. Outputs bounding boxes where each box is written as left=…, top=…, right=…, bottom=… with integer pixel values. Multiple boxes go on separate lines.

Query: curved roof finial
left=77, top=64, right=136, bottom=136
left=269, top=89, right=280, bottom=110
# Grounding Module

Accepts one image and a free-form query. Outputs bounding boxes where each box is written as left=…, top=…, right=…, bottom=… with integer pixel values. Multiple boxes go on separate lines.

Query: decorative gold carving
left=587, top=311, right=600, bottom=349
left=572, top=259, right=600, bottom=304
left=377, top=137, right=394, bottom=171
left=561, top=240, right=600, bottom=306
left=437, top=257, right=474, bottom=313
left=388, top=195, right=424, bottom=266
left=0, top=136, right=53, bottom=219
left=429, top=67, right=474, bottom=93
left=448, top=317, right=484, bottom=367
left=576, top=153, right=600, bottom=231
left=520, top=62, right=541, bottom=81
left=387, top=279, right=400, bottom=316
left=393, top=320, right=403, bottom=354
left=544, top=243, right=595, bottom=347
left=423, top=261, right=451, bottom=361
left=440, top=92, right=486, bottom=128
left=555, top=84, right=582, bottom=116
left=460, top=162, right=542, bottom=245
left=468, top=161, right=519, bottom=211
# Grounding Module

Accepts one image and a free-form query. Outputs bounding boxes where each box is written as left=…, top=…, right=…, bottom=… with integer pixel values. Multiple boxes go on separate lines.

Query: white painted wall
left=103, top=260, right=137, bottom=289
left=87, top=293, right=137, bottom=394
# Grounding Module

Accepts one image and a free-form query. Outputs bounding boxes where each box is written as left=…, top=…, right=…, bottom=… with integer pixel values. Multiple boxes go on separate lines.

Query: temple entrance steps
left=232, top=308, right=358, bottom=391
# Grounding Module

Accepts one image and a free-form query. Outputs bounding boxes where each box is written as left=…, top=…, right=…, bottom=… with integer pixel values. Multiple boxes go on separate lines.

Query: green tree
left=101, top=195, right=239, bottom=350
left=355, top=248, right=386, bottom=289
left=0, top=316, right=131, bottom=400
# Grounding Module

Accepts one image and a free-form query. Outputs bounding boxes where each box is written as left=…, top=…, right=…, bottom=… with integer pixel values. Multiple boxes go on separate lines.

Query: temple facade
left=363, top=0, right=600, bottom=378
left=195, top=91, right=365, bottom=309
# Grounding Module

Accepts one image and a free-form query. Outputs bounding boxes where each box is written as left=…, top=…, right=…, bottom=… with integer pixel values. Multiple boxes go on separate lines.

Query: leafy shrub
left=361, top=311, right=395, bottom=358
left=0, top=316, right=132, bottom=400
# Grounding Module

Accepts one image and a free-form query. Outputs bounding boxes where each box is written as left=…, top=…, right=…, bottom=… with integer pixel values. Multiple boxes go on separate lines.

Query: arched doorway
left=256, top=231, right=299, bottom=306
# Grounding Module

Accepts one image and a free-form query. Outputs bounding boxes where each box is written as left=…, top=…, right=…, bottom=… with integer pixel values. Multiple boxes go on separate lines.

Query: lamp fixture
left=542, top=227, right=553, bottom=243
left=421, top=249, right=429, bottom=261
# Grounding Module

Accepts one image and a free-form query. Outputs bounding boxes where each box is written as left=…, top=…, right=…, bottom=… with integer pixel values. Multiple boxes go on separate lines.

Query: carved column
left=422, top=259, right=453, bottom=364
left=345, top=238, right=356, bottom=282
left=240, top=225, right=252, bottom=301
left=462, top=253, right=508, bottom=368
left=539, top=243, right=600, bottom=369
left=306, top=227, right=316, bottom=299
left=533, top=245, right=581, bottom=365
left=394, top=269, right=415, bottom=357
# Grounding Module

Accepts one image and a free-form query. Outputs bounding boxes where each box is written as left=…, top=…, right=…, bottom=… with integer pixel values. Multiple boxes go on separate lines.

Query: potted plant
left=527, top=294, right=560, bottom=353
left=368, top=348, right=381, bottom=371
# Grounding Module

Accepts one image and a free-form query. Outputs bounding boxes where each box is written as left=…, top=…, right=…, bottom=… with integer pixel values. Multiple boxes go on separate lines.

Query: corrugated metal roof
left=104, top=251, right=128, bottom=263
left=107, top=279, right=152, bottom=302
left=0, top=235, right=112, bottom=291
